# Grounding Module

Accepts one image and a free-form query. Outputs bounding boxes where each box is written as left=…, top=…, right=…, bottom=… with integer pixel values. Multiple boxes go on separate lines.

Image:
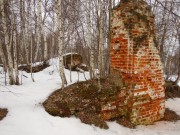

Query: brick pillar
left=110, top=0, right=165, bottom=124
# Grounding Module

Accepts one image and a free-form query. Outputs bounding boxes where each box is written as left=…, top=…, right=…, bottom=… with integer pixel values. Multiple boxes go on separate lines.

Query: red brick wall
left=102, top=0, right=165, bottom=125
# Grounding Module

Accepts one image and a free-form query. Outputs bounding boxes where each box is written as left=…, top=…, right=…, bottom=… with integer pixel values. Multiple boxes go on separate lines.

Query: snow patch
left=0, top=58, right=180, bottom=135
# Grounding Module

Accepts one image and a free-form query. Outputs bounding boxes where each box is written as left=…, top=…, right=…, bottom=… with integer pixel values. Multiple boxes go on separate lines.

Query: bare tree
left=0, top=1, right=7, bottom=74
left=34, top=0, right=42, bottom=62
left=57, top=0, right=67, bottom=88
left=11, top=0, right=19, bottom=85
left=98, top=0, right=105, bottom=77
left=1, top=0, right=15, bottom=85
left=87, top=0, right=95, bottom=79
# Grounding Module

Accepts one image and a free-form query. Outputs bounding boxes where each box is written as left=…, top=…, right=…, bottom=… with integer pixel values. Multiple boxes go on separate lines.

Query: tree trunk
left=0, top=38, right=7, bottom=85
left=1, top=0, right=15, bottom=85
left=113, top=0, right=115, bottom=7
left=51, top=9, right=55, bottom=58
left=43, top=26, right=48, bottom=62
left=20, top=0, right=29, bottom=64
left=0, top=5, right=7, bottom=73
left=34, top=0, right=42, bottom=62
left=175, top=31, right=180, bottom=85
left=27, top=0, right=31, bottom=63
left=0, top=40, right=6, bottom=69
left=11, top=0, right=19, bottom=85
left=98, top=0, right=105, bottom=77
left=57, top=0, right=67, bottom=89
left=30, top=33, right=35, bottom=82
left=87, top=0, right=95, bottom=79
left=43, top=1, right=48, bottom=62
left=0, top=0, right=6, bottom=70
left=0, top=0, right=7, bottom=85
left=107, top=0, right=112, bottom=75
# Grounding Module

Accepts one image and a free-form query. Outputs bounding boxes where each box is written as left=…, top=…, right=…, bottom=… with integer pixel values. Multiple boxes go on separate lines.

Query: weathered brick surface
left=101, top=0, right=165, bottom=125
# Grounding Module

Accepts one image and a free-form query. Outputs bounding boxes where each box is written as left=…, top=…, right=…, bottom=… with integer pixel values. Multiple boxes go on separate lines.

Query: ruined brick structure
left=101, top=0, right=165, bottom=125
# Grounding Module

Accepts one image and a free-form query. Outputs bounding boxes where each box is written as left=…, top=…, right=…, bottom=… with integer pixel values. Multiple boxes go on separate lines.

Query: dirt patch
left=163, top=108, right=180, bottom=122
left=109, top=116, right=135, bottom=128
left=0, top=108, right=8, bottom=121
left=43, top=77, right=126, bottom=129
left=43, top=78, right=180, bottom=129
left=18, top=61, right=49, bottom=73
left=165, top=81, right=180, bottom=99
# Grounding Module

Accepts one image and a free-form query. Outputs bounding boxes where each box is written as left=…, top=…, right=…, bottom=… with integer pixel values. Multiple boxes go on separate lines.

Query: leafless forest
left=0, top=0, right=179, bottom=86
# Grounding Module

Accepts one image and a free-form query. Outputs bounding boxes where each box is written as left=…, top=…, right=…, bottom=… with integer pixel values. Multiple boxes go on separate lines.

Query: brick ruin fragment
left=101, top=0, right=165, bottom=125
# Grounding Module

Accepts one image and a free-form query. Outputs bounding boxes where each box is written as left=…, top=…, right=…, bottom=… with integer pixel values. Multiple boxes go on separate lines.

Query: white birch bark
left=34, top=0, right=42, bottom=62
left=107, top=0, right=112, bottom=75
left=68, top=21, right=73, bottom=82
left=0, top=39, right=6, bottom=72
left=1, top=0, right=15, bottom=85
left=19, top=0, right=24, bottom=63
left=0, top=0, right=7, bottom=85
left=101, top=1, right=106, bottom=76
left=98, top=0, right=105, bottom=77
left=57, top=0, right=67, bottom=88
left=26, top=0, right=34, bottom=82
left=20, top=0, right=29, bottom=64
left=67, top=2, right=73, bottom=82
left=87, top=0, right=95, bottom=79
left=27, top=0, right=31, bottom=57
left=11, top=0, right=19, bottom=85
left=30, top=33, right=35, bottom=82
left=24, top=1, right=29, bottom=65
left=113, top=0, right=115, bottom=7
left=13, top=26, right=19, bottom=85
left=33, top=0, right=37, bottom=63
left=43, top=1, right=48, bottom=62
left=51, top=9, right=55, bottom=58
left=0, top=0, right=6, bottom=72
left=175, top=34, right=180, bottom=85
left=0, top=32, right=7, bottom=86
left=43, top=26, right=48, bottom=62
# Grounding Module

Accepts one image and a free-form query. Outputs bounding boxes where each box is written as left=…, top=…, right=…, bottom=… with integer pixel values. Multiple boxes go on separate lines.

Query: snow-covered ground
left=0, top=58, right=180, bottom=135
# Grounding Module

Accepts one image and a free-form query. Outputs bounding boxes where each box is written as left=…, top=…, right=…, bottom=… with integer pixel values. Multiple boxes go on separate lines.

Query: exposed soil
left=165, top=81, right=180, bottom=99
left=110, top=116, right=135, bottom=128
left=0, top=108, right=8, bottom=121
left=163, top=108, right=180, bottom=122
left=43, top=77, right=126, bottom=129
left=43, top=78, right=180, bottom=129
left=18, top=61, right=49, bottom=73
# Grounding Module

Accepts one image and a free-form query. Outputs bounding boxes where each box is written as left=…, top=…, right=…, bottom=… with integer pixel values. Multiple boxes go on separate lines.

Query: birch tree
left=1, top=0, right=15, bottom=85
left=0, top=0, right=7, bottom=85
left=0, top=0, right=6, bottom=72
left=34, top=0, right=42, bottom=62
left=51, top=6, right=55, bottom=58
left=67, top=12, right=73, bottom=82
left=0, top=39, right=6, bottom=71
left=27, top=0, right=31, bottom=65
left=42, top=0, right=49, bottom=62
left=0, top=38, right=7, bottom=76
left=87, top=0, right=95, bottom=79
left=57, top=0, right=67, bottom=88
left=107, top=0, right=112, bottom=75
left=43, top=26, right=48, bottom=62
left=20, top=0, right=29, bottom=64
left=26, top=0, right=34, bottom=82
left=11, top=0, right=19, bottom=85
left=175, top=28, right=180, bottom=85
left=98, top=0, right=105, bottom=77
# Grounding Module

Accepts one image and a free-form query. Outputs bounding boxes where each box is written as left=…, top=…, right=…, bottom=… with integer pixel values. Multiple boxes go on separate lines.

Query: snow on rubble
left=0, top=58, right=180, bottom=135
